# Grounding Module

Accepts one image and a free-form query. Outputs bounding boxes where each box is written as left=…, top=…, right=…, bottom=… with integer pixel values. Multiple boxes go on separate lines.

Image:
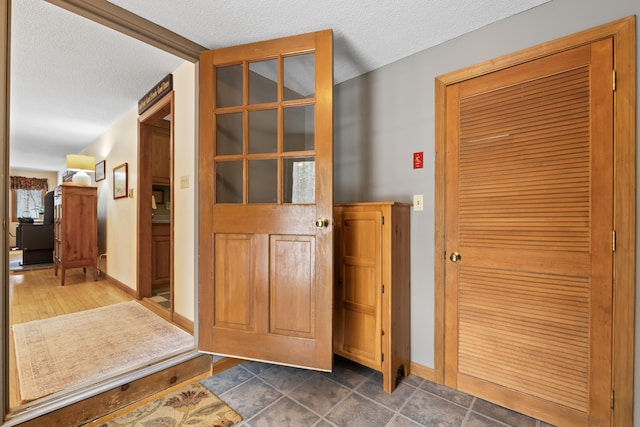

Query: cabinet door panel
left=151, top=123, right=170, bottom=184
left=152, top=237, right=171, bottom=285
left=335, top=210, right=382, bottom=370
left=334, top=202, right=411, bottom=393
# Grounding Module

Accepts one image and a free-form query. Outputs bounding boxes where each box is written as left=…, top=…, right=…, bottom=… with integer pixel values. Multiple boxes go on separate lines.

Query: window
left=10, top=176, right=49, bottom=222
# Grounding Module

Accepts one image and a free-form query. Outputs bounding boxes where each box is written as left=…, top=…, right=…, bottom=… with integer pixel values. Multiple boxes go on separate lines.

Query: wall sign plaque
left=138, top=74, right=173, bottom=115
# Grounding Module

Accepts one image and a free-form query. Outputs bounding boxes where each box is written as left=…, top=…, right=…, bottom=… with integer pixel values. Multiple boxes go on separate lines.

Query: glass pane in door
left=249, top=59, right=278, bottom=105
left=249, top=109, right=277, bottom=154
left=216, top=161, right=243, bottom=203
left=216, top=112, right=243, bottom=155
left=284, top=105, right=315, bottom=152
left=283, top=156, right=315, bottom=204
left=216, top=64, right=243, bottom=107
left=249, top=159, right=277, bottom=203
left=284, top=53, right=315, bottom=100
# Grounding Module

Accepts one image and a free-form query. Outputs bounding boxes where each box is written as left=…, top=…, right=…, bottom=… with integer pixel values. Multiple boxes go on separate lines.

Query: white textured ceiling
left=10, top=0, right=549, bottom=171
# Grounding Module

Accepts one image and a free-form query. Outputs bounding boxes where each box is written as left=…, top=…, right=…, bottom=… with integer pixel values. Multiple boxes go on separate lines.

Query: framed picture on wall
left=113, top=163, right=128, bottom=199
left=95, top=160, right=106, bottom=182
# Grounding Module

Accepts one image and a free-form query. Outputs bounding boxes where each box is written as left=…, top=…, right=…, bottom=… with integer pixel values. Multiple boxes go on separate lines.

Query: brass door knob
left=449, top=252, right=461, bottom=262
left=315, top=217, right=329, bottom=229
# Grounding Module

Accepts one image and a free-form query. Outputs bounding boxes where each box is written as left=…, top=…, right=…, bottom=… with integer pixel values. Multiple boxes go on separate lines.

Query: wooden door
left=444, top=40, right=614, bottom=426
left=199, top=30, right=334, bottom=370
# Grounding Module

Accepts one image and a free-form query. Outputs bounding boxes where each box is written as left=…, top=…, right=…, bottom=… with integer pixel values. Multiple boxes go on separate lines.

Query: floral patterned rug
left=98, top=382, right=242, bottom=427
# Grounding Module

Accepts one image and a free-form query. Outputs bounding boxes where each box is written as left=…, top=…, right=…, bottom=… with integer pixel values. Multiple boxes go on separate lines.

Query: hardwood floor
left=8, top=251, right=134, bottom=410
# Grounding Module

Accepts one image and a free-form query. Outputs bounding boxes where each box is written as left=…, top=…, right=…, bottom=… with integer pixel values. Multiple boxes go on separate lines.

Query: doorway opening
left=138, top=92, right=174, bottom=318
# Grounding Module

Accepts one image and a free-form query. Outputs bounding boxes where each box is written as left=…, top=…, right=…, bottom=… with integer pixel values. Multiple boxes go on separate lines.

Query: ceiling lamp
left=66, top=154, right=96, bottom=186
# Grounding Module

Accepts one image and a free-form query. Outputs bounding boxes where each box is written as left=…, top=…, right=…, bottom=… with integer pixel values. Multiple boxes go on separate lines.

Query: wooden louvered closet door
left=444, top=40, right=613, bottom=426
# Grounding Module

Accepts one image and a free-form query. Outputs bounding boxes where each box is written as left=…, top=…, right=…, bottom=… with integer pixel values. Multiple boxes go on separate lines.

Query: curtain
left=10, top=176, right=49, bottom=191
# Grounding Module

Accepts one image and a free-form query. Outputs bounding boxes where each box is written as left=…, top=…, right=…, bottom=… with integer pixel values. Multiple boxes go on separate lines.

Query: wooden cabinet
left=333, top=202, right=411, bottom=393
left=54, top=184, right=98, bottom=285
left=151, top=121, right=171, bottom=185
left=151, top=223, right=170, bottom=288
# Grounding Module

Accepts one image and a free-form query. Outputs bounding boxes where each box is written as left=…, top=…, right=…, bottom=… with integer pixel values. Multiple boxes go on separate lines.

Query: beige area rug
left=12, top=301, right=195, bottom=402
left=98, top=382, right=242, bottom=427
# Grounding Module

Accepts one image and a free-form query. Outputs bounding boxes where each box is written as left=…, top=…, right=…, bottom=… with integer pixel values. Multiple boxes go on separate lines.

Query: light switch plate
left=180, top=175, right=189, bottom=189
left=413, top=194, right=424, bottom=211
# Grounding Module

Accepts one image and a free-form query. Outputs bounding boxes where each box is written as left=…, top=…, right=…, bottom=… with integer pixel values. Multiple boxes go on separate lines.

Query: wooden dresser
left=54, top=184, right=98, bottom=285
left=333, top=202, right=411, bottom=393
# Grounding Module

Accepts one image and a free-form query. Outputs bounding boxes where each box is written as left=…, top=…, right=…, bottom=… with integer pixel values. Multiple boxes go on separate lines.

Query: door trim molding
left=434, top=16, right=635, bottom=425
left=1, top=0, right=10, bottom=419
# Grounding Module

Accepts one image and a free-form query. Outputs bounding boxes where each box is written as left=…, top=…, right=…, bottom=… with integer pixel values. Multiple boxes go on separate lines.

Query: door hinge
left=381, top=284, right=385, bottom=294
left=612, top=230, right=616, bottom=252
left=381, top=216, right=385, bottom=225
left=611, top=389, right=614, bottom=409
left=613, top=69, right=617, bottom=91
left=381, top=353, right=384, bottom=362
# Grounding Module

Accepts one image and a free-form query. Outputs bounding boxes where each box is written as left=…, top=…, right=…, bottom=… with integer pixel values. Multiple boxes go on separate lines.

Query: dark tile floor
left=149, top=286, right=170, bottom=308
left=200, top=356, right=556, bottom=427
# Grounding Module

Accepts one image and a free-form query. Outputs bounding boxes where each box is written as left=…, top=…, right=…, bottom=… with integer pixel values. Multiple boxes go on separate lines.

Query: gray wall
left=333, top=0, right=640, bottom=421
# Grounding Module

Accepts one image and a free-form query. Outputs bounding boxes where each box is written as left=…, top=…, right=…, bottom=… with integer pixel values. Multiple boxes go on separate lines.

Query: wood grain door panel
left=213, top=233, right=255, bottom=332
left=269, top=235, right=316, bottom=338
